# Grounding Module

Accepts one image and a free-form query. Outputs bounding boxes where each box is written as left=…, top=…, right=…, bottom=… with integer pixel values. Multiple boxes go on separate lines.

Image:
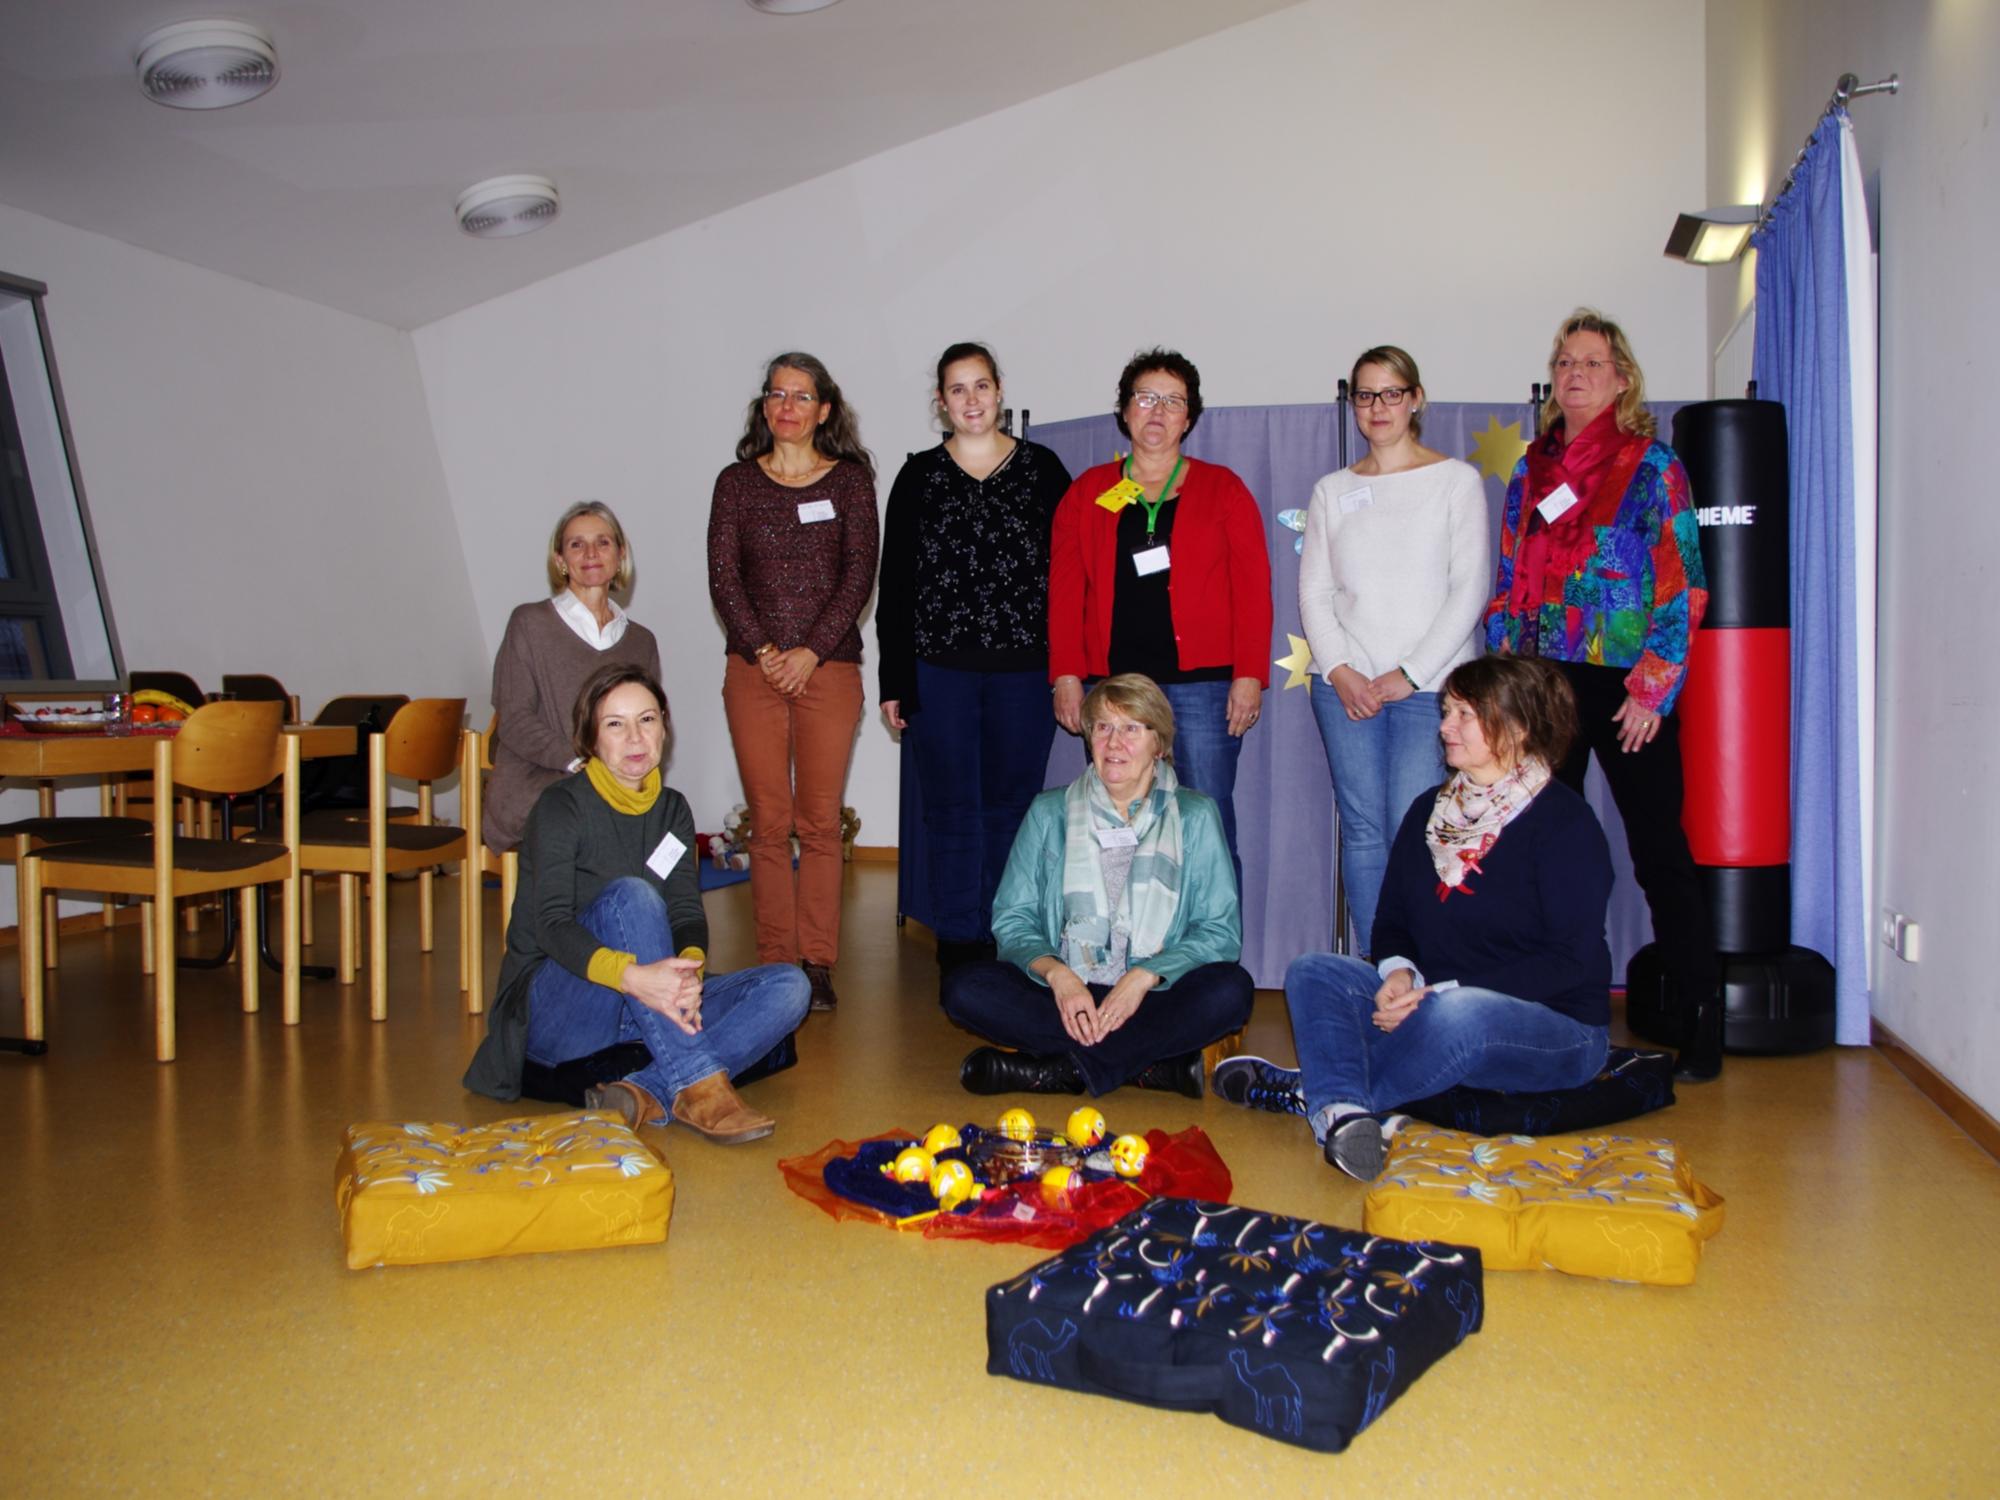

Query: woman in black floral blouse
left=878, top=342, right=1073, bottom=979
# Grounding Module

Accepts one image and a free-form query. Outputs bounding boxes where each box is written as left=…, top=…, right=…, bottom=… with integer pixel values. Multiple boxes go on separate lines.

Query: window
left=0, top=273, right=123, bottom=690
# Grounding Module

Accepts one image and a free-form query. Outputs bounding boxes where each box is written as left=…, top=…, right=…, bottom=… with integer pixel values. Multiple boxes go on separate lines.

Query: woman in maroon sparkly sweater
left=707, top=352, right=879, bottom=1011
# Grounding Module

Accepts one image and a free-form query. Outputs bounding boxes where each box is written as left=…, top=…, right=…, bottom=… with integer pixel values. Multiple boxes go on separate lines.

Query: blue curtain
left=901, top=400, right=1675, bottom=989
left=1751, top=113, right=1871, bottom=1043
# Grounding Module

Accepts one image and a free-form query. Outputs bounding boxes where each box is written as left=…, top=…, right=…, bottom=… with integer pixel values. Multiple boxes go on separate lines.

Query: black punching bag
left=1625, top=399, right=1835, bottom=1054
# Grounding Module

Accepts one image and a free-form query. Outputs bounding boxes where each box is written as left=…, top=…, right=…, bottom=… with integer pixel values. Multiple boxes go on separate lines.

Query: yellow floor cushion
left=335, top=1110, right=674, bottom=1269
left=1363, top=1125, right=1724, bottom=1286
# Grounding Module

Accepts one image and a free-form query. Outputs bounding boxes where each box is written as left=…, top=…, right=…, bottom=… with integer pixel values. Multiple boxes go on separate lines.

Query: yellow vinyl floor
left=3, top=864, right=1998, bottom=1497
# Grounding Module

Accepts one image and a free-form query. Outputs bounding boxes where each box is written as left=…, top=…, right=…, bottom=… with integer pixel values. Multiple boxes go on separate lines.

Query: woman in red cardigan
left=1048, top=348, right=1272, bottom=881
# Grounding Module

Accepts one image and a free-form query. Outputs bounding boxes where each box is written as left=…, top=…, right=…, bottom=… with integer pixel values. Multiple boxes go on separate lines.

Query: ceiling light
left=746, top=0, right=844, bottom=13
left=135, top=20, right=278, bottom=110
left=1664, top=206, right=1760, bottom=265
left=455, top=175, right=561, bottom=239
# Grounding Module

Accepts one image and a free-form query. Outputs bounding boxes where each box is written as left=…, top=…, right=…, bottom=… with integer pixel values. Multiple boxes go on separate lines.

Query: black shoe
left=1323, top=1111, right=1409, bottom=1182
left=1674, top=992, right=1724, bottom=1082
left=801, top=961, right=838, bottom=1012
left=1131, top=1051, right=1204, bottom=1100
left=959, top=1046, right=1085, bottom=1096
left=1211, top=1055, right=1305, bottom=1116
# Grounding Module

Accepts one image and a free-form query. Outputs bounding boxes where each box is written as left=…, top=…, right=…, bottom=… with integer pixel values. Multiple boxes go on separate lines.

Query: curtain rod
left=1757, top=72, right=1900, bottom=232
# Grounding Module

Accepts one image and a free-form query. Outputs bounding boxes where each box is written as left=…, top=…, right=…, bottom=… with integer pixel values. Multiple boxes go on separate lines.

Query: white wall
left=1707, top=0, right=2000, bottom=1116
left=415, top=0, right=1709, bottom=846
left=0, top=202, right=487, bottom=906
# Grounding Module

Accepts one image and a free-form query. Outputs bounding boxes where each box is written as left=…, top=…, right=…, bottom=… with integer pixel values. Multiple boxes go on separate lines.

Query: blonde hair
left=1538, top=307, right=1655, bottom=438
left=546, top=501, right=634, bottom=595
left=1350, top=345, right=1426, bottom=439
left=1081, top=673, right=1176, bottom=764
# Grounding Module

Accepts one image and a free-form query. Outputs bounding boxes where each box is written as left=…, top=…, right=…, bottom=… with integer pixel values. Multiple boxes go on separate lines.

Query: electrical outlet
left=1882, top=908, right=1903, bottom=948
left=1898, top=921, right=1921, bottom=963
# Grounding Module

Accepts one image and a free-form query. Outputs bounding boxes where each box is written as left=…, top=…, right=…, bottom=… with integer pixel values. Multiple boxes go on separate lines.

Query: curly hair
left=1114, top=347, right=1204, bottom=441
left=735, top=351, right=875, bottom=478
left=1538, top=307, right=1655, bottom=438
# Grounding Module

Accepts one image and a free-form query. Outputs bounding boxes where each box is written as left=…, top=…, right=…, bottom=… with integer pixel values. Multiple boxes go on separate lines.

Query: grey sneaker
left=1325, top=1111, right=1409, bottom=1181
left=1211, top=1055, right=1305, bottom=1117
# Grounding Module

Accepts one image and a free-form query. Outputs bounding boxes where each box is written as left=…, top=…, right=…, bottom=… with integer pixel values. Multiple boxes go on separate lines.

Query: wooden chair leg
left=337, top=875, right=356, bottom=986
left=238, top=887, right=259, bottom=1013
left=34, top=786, right=59, bottom=968
left=368, top=867, right=387, bottom=1022
left=99, top=782, right=117, bottom=928
left=300, top=874, right=315, bottom=947
left=464, top=863, right=484, bottom=1012
left=153, top=875, right=176, bottom=1063
left=419, top=865, right=435, bottom=953
left=140, top=899, right=156, bottom=974
left=283, top=873, right=302, bottom=1027
left=20, top=853, right=44, bottom=1044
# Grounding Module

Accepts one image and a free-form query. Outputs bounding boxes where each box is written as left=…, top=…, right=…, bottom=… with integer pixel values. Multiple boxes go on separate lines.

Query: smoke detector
left=455, top=175, right=561, bottom=239
left=136, top=20, right=279, bottom=110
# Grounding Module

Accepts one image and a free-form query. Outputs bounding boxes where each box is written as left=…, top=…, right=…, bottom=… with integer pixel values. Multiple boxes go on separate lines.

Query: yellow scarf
left=585, top=757, right=660, bottom=814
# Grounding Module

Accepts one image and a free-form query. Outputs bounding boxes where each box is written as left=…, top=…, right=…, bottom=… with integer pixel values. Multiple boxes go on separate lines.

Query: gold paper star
left=1274, top=633, right=1314, bottom=691
left=1469, top=415, right=1530, bottom=484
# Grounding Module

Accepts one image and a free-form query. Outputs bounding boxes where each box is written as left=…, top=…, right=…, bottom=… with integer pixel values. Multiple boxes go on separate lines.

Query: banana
left=131, top=689, right=196, bottom=716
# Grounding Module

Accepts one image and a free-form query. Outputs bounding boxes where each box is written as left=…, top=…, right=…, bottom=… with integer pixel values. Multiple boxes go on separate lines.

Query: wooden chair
left=20, top=701, right=300, bottom=1062
left=262, top=698, right=476, bottom=1022
left=1, top=783, right=148, bottom=969
left=467, top=715, right=519, bottom=957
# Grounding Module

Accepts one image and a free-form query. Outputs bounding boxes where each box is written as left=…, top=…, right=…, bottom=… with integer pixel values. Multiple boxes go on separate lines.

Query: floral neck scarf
left=1424, top=756, right=1552, bottom=894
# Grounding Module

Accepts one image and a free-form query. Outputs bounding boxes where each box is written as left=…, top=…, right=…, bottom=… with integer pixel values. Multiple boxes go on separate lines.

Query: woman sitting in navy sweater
left=1216, top=655, right=1612, bottom=1180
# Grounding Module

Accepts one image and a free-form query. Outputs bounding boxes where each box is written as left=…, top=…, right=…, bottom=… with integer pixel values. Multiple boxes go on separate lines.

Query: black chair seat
left=38, top=834, right=289, bottom=874
left=0, top=816, right=151, bottom=845
left=256, top=817, right=463, bottom=853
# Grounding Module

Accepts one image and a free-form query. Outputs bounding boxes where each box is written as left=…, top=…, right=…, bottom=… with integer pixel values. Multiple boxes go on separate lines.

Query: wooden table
left=4, top=723, right=358, bottom=1057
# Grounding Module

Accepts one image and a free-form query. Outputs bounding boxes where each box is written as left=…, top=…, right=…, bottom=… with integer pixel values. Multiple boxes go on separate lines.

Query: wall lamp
left=1664, top=206, right=1760, bottom=265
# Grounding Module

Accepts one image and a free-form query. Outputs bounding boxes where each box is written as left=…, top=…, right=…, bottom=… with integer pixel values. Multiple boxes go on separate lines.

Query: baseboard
left=847, top=845, right=899, bottom=864
left=0, top=905, right=144, bottom=948
left=1873, top=1017, right=2000, bottom=1164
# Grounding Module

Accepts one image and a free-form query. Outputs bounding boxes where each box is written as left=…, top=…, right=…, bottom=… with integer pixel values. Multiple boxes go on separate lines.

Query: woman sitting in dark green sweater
left=465, top=662, right=808, bottom=1143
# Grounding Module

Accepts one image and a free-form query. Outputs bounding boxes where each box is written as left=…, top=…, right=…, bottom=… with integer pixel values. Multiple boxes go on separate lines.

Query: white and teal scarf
left=1059, top=760, right=1184, bottom=975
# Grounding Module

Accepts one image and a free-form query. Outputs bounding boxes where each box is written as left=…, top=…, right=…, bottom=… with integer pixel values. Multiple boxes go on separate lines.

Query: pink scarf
left=1425, top=757, right=1552, bottom=896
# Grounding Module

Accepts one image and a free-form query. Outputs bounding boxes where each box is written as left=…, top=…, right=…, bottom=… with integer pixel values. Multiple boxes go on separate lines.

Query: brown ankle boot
left=584, top=1078, right=666, bottom=1129
left=670, top=1072, right=775, bottom=1145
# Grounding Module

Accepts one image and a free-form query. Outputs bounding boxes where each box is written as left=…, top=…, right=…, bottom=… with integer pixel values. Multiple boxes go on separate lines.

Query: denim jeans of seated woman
left=525, top=877, right=810, bottom=1107
left=909, top=661, right=1054, bottom=944
left=941, top=958, right=1254, bottom=1096
left=1285, top=952, right=1608, bottom=1136
left=1308, top=678, right=1443, bottom=956
left=1158, top=679, right=1243, bottom=890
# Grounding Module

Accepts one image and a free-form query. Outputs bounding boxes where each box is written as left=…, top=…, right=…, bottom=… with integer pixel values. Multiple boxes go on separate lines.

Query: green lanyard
left=1124, top=454, right=1184, bottom=539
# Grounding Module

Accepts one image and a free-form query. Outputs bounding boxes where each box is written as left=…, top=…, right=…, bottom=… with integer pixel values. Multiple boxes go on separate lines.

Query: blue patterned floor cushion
left=1399, top=1047, right=1675, bottom=1135
left=986, top=1197, right=1482, bottom=1452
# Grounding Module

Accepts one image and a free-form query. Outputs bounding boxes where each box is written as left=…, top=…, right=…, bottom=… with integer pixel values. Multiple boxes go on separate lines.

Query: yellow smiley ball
left=1108, top=1133, right=1151, bottom=1178
left=930, top=1157, right=976, bottom=1208
left=922, top=1123, right=962, bottom=1156
left=1066, top=1106, right=1108, bottom=1148
left=997, top=1107, right=1036, bottom=1142
left=892, top=1146, right=936, bottom=1184
left=1040, top=1165, right=1078, bottom=1204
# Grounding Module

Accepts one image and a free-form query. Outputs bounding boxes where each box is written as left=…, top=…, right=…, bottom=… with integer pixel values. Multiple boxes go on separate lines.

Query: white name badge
left=646, top=832, right=687, bottom=880
left=1339, top=485, right=1375, bottom=514
left=1095, top=825, right=1139, bottom=849
left=796, top=499, right=836, bottom=524
left=1131, top=545, right=1171, bottom=577
left=1536, top=483, right=1580, bottom=524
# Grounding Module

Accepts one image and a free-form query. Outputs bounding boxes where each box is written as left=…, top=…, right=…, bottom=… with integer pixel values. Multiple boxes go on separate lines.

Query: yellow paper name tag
left=1095, top=478, right=1144, bottom=512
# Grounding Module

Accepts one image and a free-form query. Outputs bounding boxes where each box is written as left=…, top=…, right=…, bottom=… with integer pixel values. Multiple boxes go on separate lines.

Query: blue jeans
left=1309, top=679, right=1443, bottom=956
left=1160, top=679, right=1243, bottom=888
left=1285, top=953, right=1608, bottom=1133
left=909, top=662, right=1055, bottom=943
left=524, top=877, right=810, bottom=1105
left=942, top=958, right=1254, bottom=1096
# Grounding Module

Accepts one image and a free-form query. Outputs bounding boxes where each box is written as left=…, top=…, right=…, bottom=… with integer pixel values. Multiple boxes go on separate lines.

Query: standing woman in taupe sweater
left=484, top=501, right=664, bottom=853
left=708, top=352, right=879, bottom=1012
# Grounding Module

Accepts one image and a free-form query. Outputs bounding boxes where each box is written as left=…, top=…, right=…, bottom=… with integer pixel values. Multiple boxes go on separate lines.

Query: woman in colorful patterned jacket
left=1481, top=308, right=1719, bottom=1082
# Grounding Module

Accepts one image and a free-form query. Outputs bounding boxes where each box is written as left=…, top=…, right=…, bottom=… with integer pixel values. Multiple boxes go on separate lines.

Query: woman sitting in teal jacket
left=941, top=673, right=1253, bottom=1099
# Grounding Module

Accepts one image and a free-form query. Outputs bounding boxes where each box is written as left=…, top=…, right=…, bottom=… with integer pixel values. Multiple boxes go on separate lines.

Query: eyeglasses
left=1352, top=386, right=1413, bottom=408
left=1552, top=357, right=1614, bottom=375
left=764, top=389, right=821, bottom=407
left=1130, top=391, right=1188, bottom=412
left=1088, top=719, right=1153, bottom=741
